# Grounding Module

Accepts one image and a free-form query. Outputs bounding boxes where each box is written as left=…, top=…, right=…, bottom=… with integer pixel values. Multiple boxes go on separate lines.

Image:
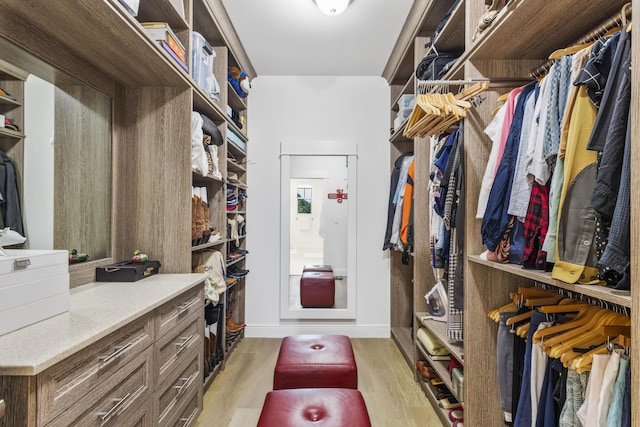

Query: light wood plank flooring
left=194, top=337, right=444, bottom=427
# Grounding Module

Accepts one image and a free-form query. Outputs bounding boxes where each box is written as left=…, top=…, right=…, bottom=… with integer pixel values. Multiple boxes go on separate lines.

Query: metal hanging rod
left=417, top=78, right=490, bottom=86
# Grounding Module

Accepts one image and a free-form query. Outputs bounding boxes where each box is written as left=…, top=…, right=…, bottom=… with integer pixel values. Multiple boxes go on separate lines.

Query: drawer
left=47, top=346, right=153, bottom=427
left=154, top=311, right=202, bottom=386
left=166, top=384, right=202, bottom=427
left=155, top=286, right=203, bottom=338
left=112, top=395, right=153, bottom=427
left=37, top=313, right=154, bottom=425
left=156, top=347, right=201, bottom=427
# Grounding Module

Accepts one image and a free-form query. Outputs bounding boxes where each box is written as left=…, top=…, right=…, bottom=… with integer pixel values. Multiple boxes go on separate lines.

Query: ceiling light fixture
left=314, top=0, right=351, bottom=16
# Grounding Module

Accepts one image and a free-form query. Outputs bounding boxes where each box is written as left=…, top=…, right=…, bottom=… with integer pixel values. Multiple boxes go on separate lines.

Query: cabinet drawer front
left=47, top=346, right=153, bottom=427
left=38, top=313, right=154, bottom=425
left=155, top=311, right=202, bottom=385
left=156, top=347, right=201, bottom=427
left=155, top=286, right=203, bottom=338
left=166, top=385, right=202, bottom=427
left=114, top=395, right=153, bottom=427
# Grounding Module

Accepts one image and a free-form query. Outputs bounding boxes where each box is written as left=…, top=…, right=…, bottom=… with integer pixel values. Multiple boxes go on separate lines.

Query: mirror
left=280, top=142, right=357, bottom=319
left=0, top=38, right=112, bottom=261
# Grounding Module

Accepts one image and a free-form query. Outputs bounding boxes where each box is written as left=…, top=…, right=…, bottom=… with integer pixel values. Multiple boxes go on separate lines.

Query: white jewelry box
left=0, top=249, right=69, bottom=336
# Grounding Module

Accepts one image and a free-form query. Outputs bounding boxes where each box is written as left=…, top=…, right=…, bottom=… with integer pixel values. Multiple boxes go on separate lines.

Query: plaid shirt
left=521, top=181, right=550, bottom=269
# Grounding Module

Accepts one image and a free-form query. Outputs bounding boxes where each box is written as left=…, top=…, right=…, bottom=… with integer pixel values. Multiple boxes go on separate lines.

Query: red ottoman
left=257, top=388, right=371, bottom=427
left=303, top=264, right=333, bottom=272
left=274, top=335, right=357, bottom=390
left=300, top=271, right=335, bottom=308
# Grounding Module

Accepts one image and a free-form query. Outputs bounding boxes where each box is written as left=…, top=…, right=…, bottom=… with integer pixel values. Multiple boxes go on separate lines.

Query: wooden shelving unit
left=384, top=0, right=637, bottom=424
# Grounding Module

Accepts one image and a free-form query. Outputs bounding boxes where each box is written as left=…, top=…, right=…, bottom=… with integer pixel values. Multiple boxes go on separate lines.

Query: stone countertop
left=0, top=273, right=207, bottom=376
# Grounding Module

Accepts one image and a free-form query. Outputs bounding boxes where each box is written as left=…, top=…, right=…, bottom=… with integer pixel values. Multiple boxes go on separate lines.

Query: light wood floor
left=194, top=338, right=444, bottom=427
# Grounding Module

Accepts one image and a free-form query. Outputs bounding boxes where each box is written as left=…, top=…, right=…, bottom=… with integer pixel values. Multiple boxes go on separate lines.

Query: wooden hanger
left=487, top=301, right=517, bottom=322
left=548, top=42, right=594, bottom=60
left=532, top=305, right=601, bottom=345
left=547, top=312, right=630, bottom=360
left=566, top=324, right=631, bottom=370
left=538, top=303, right=587, bottom=314
left=505, top=310, right=532, bottom=326
left=496, top=92, right=509, bottom=103
left=525, top=295, right=566, bottom=307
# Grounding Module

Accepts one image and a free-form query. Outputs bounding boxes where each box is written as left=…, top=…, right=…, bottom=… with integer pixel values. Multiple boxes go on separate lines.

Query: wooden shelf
left=431, top=0, right=465, bottom=52
left=192, top=86, right=227, bottom=124
left=226, top=256, right=246, bottom=267
left=467, top=255, right=632, bottom=308
left=192, top=172, right=224, bottom=186
left=192, top=0, right=226, bottom=46
left=227, top=82, right=248, bottom=111
left=191, top=239, right=226, bottom=252
left=2, top=0, right=195, bottom=87
left=415, top=314, right=464, bottom=363
left=417, top=380, right=455, bottom=427
left=227, top=139, right=247, bottom=157
left=391, top=326, right=414, bottom=367
left=227, top=160, right=246, bottom=173
left=391, top=76, right=416, bottom=112
left=0, top=94, right=21, bottom=107
left=416, top=341, right=454, bottom=389
left=383, top=0, right=459, bottom=84
left=390, top=121, right=412, bottom=144
left=227, top=120, right=248, bottom=143
left=137, top=0, right=189, bottom=31
left=0, top=127, right=24, bottom=140
left=468, top=0, right=630, bottom=63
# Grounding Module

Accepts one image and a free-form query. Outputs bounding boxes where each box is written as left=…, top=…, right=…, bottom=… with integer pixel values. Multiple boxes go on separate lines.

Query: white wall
left=245, top=76, right=391, bottom=337
left=23, top=75, right=55, bottom=249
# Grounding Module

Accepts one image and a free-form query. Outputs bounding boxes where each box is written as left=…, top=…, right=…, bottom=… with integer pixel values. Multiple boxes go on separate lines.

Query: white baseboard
left=244, top=324, right=390, bottom=338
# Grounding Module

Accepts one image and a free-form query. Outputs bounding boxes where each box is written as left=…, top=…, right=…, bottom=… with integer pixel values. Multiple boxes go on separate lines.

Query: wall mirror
left=0, top=37, right=112, bottom=261
left=280, top=141, right=357, bottom=319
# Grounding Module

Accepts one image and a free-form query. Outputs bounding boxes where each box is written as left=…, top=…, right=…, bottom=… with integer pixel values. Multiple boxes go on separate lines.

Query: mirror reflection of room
left=0, top=42, right=112, bottom=262
left=288, top=155, right=348, bottom=310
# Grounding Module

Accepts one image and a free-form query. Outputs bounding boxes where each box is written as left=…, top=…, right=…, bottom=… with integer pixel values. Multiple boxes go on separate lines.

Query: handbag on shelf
left=415, top=51, right=462, bottom=81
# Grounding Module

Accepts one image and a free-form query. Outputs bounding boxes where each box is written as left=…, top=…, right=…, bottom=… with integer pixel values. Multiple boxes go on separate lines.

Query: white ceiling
left=221, top=0, right=413, bottom=77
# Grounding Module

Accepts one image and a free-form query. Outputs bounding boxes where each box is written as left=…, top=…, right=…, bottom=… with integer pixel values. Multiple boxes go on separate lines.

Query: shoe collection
left=227, top=266, right=249, bottom=279
left=226, top=250, right=248, bottom=263
left=192, top=186, right=213, bottom=246
left=416, top=360, right=437, bottom=380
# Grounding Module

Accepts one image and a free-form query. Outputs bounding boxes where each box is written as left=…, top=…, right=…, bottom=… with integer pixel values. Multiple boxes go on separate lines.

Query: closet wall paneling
left=112, top=86, right=192, bottom=273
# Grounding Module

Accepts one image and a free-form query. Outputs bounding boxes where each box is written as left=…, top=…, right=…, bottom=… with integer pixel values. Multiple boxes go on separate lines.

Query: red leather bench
left=300, top=271, right=335, bottom=308
left=303, top=264, right=333, bottom=273
left=273, top=335, right=357, bottom=390
left=257, top=388, right=372, bottom=427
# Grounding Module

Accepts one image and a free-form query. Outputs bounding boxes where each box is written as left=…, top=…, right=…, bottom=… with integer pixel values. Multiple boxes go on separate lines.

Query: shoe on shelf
left=226, top=317, right=245, bottom=332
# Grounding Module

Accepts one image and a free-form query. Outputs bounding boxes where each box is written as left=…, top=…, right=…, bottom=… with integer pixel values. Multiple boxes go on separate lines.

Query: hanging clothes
left=481, top=82, right=537, bottom=252
left=0, top=151, right=24, bottom=236
left=383, top=152, right=413, bottom=250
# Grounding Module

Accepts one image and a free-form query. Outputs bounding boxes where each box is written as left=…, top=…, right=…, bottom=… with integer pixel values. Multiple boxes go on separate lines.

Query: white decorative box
left=0, top=249, right=69, bottom=336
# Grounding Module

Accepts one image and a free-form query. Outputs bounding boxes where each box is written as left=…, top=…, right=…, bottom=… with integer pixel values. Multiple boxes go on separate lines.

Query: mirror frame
left=279, top=141, right=357, bottom=319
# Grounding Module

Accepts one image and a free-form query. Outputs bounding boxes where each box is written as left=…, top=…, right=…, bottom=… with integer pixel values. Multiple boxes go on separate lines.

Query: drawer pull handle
left=97, top=393, right=131, bottom=425
left=177, top=299, right=197, bottom=314
left=179, top=411, right=196, bottom=427
left=173, top=372, right=197, bottom=395
left=14, top=258, right=31, bottom=269
left=99, top=341, right=134, bottom=364
left=175, top=335, right=195, bottom=354
left=0, top=399, right=5, bottom=418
